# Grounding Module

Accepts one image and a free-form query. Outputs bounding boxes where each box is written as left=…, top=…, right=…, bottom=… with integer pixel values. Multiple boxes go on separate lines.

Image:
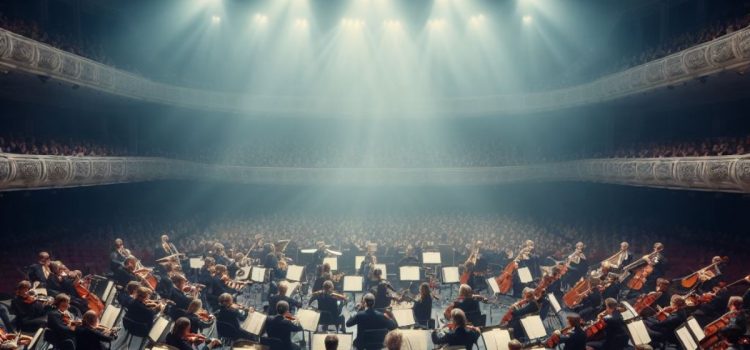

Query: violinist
left=359, top=253, right=377, bottom=291
left=632, top=278, right=672, bottom=318
left=206, top=264, right=233, bottom=309
left=552, top=314, right=586, bottom=350
left=312, top=263, right=332, bottom=292
left=113, top=256, right=139, bottom=287
left=110, top=239, right=128, bottom=273
left=74, top=310, right=117, bottom=350
left=505, top=288, right=540, bottom=340
left=10, top=281, right=49, bottom=332
left=269, top=281, right=302, bottom=316
left=413, top=282, right=434, bottom=327
left=264, top=243, right=282, bottom=282
left=431, top=309, right=480, bottom=350
left=513, top=240, right=539, bottom=296
left=314, top=241, right=329, bottom=266
left=45, top=294, right=76, bottom=350
left=27, top=252, right=53, bottom=288
left=197, top=257, right=216, bottom=286
left=215, top=293, right=255, bottom=341
left=156, top=234, right=179, bottom=260
left=450, top=284, right=482, bottom=317
left=266, top=301, right=304, bottom=350
left=309, top=281, right=347, bottom=332
left=645, top=295, right=688, bottom=344
left=345, top=293, right=397, bottom=350
left=586, top=298, right=629, bottom=350
left=166, top=317, right=222, bottom=350
left=123, top=287, right=162, bottom=335
left=166, top=274, right=193, bottom=312
left=572, top=280, right=602, bottom=322
left=116, top=281, right=140, bottom=309
left=184, top=299, right=215, bottom=334
left=372, top=268, right=397, bottom=311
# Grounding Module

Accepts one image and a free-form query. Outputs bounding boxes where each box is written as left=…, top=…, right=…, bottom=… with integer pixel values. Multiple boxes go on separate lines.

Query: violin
left=654, top=305, right=677, bottom=322
left=544, top=325, right=575, bottom=348
left=700, top=310, right=740, bottom=349
left=584, top=309, right=612, bottom=339
left=0, top=328, right=32, bottom=346
left=500, top=297, right=531, bottom=325
left=197, top=309, right=214, bottom=322
left=283, top=312, right=297, bottom=321
left=184, top=332, right=213, bottom=345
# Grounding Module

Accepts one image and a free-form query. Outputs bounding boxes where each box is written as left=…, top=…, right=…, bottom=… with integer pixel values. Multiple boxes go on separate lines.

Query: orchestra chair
left=122, top=315, right=151, bottom=350
left=360, top=328, right=390, bottom=350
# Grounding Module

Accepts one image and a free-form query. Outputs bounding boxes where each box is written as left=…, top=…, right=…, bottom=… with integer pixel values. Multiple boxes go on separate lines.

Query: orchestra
left=0, top=234, right=745, bottom=350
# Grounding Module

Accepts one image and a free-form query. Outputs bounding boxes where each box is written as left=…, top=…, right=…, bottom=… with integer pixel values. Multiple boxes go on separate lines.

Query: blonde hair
left=459, top=284, right=472, bottom=298
left=384, top=330, right=403, bottom=350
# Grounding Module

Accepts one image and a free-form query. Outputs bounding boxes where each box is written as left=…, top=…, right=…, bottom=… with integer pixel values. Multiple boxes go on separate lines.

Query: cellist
left=562, top=242, right=588, bottom=289
left=644, top=295, right=688, bottom=344
left=585, top=298, right=629, bottom=350
left=625, top=242, right=666, bottom=296
left=445, top=284, right=482, bottom=321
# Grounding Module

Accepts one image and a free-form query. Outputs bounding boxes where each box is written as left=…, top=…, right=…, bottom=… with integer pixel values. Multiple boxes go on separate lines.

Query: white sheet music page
left=374, top=263, right=387, bottom=277
left=355, top=256, right=365, bottom=270
left=237, top=266, right=252, bottom=281
left=481, top=328, right=511, bottom=350
left=189, top=258, right=204, bottom=269
left=400, top=330, right=430, bottom=350
left=676, top=325, right=698, bottom=350
left=296, top=309, right=321, bottom=332
left=392, top=308, right=415, bottom=327
left=287, top=282, right=300, bottom=295
left=486, top=278, right=501, bottom=294
left=241, top=312, right=268, bottom=335
left=148, top=317, right=170, bottom=343
left=517, top=267, right=533, bottom=284
left=442, top=267, right=460, bottom=284
left=422, top=252, right=441, bottom=264
left=343, top=276, right=364, bottom=292
left=399, top=266, right=420, bottom=281
left=687, top=317, right=705, bottom=341
left=312, top=333, right=353, bottom=350
left=286, top=265, right=304, bottom=282
left=100, top=305, right=120, bottom=328
left=627, top=320, right=651, bottom=346
left=621, top=301, right=637, bottom=321
left=548, top=293, right=562, bottom=313
left=251, top=267, right=266, bottom=283
left=520, top=315, right=547, bottom=340
left=323, top=257, right=338, bottom=271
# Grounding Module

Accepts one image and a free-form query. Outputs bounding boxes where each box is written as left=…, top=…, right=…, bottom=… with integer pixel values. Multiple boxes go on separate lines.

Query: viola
left=283, top=312, right=297, bottom=321
left=584, top=318, right=607, bottom=339
left=544, top=326, right=574, bottom=348
left=500, top=298, right=530, bottom=325
left=184, top=332, right=208, bottom=344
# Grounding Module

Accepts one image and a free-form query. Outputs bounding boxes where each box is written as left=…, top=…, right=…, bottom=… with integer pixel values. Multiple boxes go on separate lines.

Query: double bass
left=460, top=241, right=481, bottom=285
left=495, top=246, right=531, bottom=295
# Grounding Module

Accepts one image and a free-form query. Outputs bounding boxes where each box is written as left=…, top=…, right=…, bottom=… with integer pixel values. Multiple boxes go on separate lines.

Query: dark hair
left=172, top=317, right=191, bottom=335
left=277, top=300, right=289, bottom=314
left=324, top=334, right=339, bottom=350
left=363, top=293, right=375, bottom=307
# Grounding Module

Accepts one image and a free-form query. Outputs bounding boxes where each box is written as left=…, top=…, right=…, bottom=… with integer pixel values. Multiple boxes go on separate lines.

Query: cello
left=622, top=246, right=662, bottom=291
left=562, top=278, right=592, bottom=308
left=459, top=241, right=481, bottom=285
left=74, top=274, right=105, bottom=317
left=495, top=246, right=531, bottom=294
left=678, top=256, right=728, bottom=290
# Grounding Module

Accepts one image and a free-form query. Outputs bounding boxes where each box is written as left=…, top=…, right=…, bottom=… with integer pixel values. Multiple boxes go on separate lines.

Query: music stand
left=296, top=308, right=321, bottom=349
left=686, top=316, right=705, bottom=342
left=286, top=265, right=305, bottom=282
left=620, top=301, right=638, bottom=321
left=241, top=312, right=268, bottom=337
left=546, top=293, right=565, bottom=329
left=323, top=257, right=338, bottom=271
left=520, top=315, right=547, bottom=341
left=400, top=329, right=431, bottom=350
left=100, top=304, right=121, bottom=329
left=237, top=266, right=252, bottom=282
left=442, top=266, right=460, bottom=300
left=300, top=249, right=317, bottom=254
left=399, top=266, right=421, bottom=282
left=481, top=328, right=512, bottom=350
left=626, top=319, right=652, bottom=346
left=676, top=324, right=699, bottom=350
left=392, top=308, right=416, bottom=328
left=343, top=276, right=364, bottom=304
left=312, top=333, right=353, bottom=350
left=422, top=252, right=441, bottom=265
left=189, top=258, right=204, bottom=269
left=27, top=328, right=44, bottom=350
left=251, top=267, right=267, bottom=283
left=148, top=316, right=171, bottom=343
left=517, top=267, right=533, bottom=284
left=355, top=256, right=365, bottom=271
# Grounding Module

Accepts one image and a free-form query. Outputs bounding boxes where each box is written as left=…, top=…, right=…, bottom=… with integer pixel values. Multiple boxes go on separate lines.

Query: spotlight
left=295, top=18, right=308, bottom=28
left=428, top=19, right=446, bottom=30
left=522, top=15, right=533, bottom=24
left=341, top=18, right=365, bottom=29
left=384, top=20, right=402, bottom=29
left=211, top=15, right=221, bottom=24
left=254, top=14, right=269, bottom=24
left=469, top=14, right=485, bottom=26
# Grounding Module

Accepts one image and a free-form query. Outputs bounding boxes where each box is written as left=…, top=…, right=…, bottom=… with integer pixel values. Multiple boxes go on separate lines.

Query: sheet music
left=251, top=267, right=266, bottom=283
left=517, top=267, right=533, bottom=284
left=442, top=266, right=459, bottom=284
left=100, top=305, right=120, bottom=329
left=287, top=282, right=300, bottom=295
left=296, top=309, right=321, bottom=332
left=400, top=330, right=431, bottom=350
left=482, top=328, right=512, bottom=350
left=520, top=315, right=547, bottom=340
left=343, top=276, right=364, bottom=292
left=676, top=325, right=698, bottom=350
left=33, top=288, right=48, bottom=296
left=486, top=277, right=501, bottom=294
left=323, top=257, right=338, bottom=271
left=374, top=263, right=387, bottom=277
left=627, top=320, right=651, bottom=346
left=392, top=308, right=415, bottom=327
left=687, top=317, right=705, bottom=341
left=300, top=249, right=317, bottom=254
left=312, top=333, right=353, bottom=350
left=355, top=256, right=365, bottom=270
left=621, top=301, right=637, bottom=321
left=399, top=266, right=421, bottom=281
left=547, top=293, right=562, bottom=313
left=422, top=252, right=441, bottom=264
left=102, top=281, right=114, bottom=306
left=237, top=266, right=252, bottom=281
left=148, top=316, right=170, bottom=343
left=28, top=327, right=43, bottom=349
left=241, top=312, right=268, bottom=336
left=286, top=265, right=305, bottom=282
left=189, top=258, right=204, bottom=269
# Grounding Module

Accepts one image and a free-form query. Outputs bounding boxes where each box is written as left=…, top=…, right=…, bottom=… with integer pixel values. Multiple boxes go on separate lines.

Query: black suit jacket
left=167, top=286, right=192, bottom=311
left=602, top=311, right=630, bottom=349
left=455, top=298, right=481, bottom=316
left=560, top=326, right=587, bottom=350
left=47, top=309, right=75, bottom=342
left=268, top=295, right=302, bottom=316
left=432, top=327, right=480, bottom=350
left=216, top=306, right=248, bottom=338
left=345, top=308, right=396, bottom=347
left=75, top=325, right=115, bottom=350
left=265, top=315, right=303, bottom=348
left=165, top=332, right=212, bottom=350
left=28, top=264, right=51, bottom=287
left=124, top=300, right=157, bottom=331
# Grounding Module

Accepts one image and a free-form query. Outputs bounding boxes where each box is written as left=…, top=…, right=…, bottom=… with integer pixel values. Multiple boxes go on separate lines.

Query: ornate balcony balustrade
left=3, top=153, right=750, bottom=193
left=1, top=26, right=749, bottom=116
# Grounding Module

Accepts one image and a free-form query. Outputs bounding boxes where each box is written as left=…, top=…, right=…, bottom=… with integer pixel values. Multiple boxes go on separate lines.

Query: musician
left=314, top=241, right=329, bottom=266
left=110, top=239, right=128, bottom=273
left=640, top=242, right=667, bottom=292
left=359, top=253, right=377, bottom=291
left=156, top=234, right=179, bottom=260
left=563, top=242, right=589, bottom=289
left=508, top=339, right=524, bottom=350
left=384, top=330, right=402, bottom=350
left=600, top=273, right=622, bottom=301
left=264, top=243, right=285, bottom=282
left=155, top=262, right=177, bottom=298
left=371, top=268, right=396, bottom=311
left=266, top=301, right=304, bottom=350
left=574, top=282, right=602, bottom=322
left=586, top=298, right=629, bottom=350
left=613, top=242, right=632, bottom=271
left=413, top=283, right=434, bottom=327
left=206, top=264, right=234, bottom=309
left=451, top=284, right=482, bottom=317
left=198, top=257, right=216, bottom=286
left=74, top=310, right=117, bottom=350
left=27, top=252, right=53, bottom=288
left=10, top=281, right=49, bottom=332
left=268, top=281, right=302, bottom=316
left=123, top=287, right=162, bottom=335
left=645, top=295, right=688, bottom=344
left=397, top=244, right=420, bottom=267
left=697, top=256, right=728, bottom=293
left=116, top=281, right=140, bottom=309
left=113, top=256, right=139, bottom=287
left=184, top=299, right=215, bottom=333
left=431, top=309, right=480, bottom=350
left=309, top=281, right=346, bottom=332
left=215, top=293, right=255, bottom=341
left=50, top=267, right=90, bottom=314
left=324, top=334, right=339, bottom=350
left=45, top=294, right=76, bottom=350
left=553, top=314, right=586, bottom=350
left=507, top=288, right=540, bottom=340
left=518, top=240, right=540, bottom=278
left=166, top=317, right=222, bottom=350
left=653, top=278, right=672, bottom=308
left=345, top=293, right=397, bottom=349
left=167, top=274, right=193, bottom=311
left=312, top=263, right=332, bottom=292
